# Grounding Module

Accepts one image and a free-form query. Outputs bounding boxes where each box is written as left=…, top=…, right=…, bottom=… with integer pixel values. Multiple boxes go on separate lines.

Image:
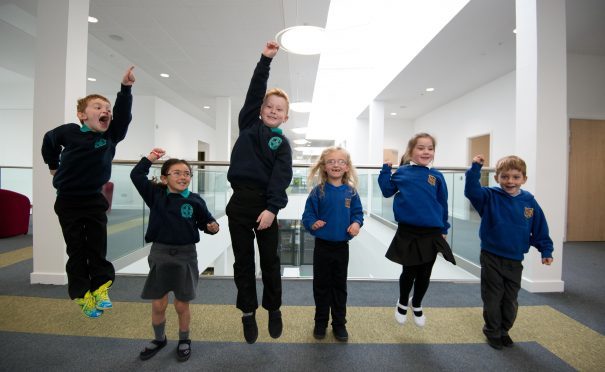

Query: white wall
left=567, top=54, right=605, bottom=120
left=414, top=72, right=516, bottom=168
left=383, top=118, right=414, bottom=162
left=155, top=97, right=215, bottom=161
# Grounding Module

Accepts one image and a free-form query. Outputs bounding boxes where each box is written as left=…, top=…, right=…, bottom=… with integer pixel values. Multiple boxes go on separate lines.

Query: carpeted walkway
left=0, top=230, right=603, bottom=371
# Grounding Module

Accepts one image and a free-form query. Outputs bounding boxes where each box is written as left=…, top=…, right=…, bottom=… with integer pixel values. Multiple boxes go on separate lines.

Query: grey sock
left=179, top=330, right=190, bottom=351
left=153, top=321, right=166, bottom=342
left=179, top=330, right=190, bottom=341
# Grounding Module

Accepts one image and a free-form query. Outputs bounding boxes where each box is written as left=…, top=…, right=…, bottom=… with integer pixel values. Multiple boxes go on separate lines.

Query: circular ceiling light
left=290, top=101, right=312, bottom=113
left=88, top=16, right=98, bottom=23
left=276, top=26, right=325, bottom=55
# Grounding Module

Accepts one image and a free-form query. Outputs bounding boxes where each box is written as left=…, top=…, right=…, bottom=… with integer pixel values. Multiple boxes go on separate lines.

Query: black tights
left=399, top=259, right=435, bottom=308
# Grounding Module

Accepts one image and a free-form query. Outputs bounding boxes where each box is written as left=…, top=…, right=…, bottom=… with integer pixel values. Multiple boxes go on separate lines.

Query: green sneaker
left=74, top=291, right=103, bottom=318
left=92, top=280, right=113, bottom=310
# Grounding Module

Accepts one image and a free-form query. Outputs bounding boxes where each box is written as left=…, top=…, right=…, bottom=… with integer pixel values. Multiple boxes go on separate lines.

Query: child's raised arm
left=262, top=41, right=279, bottom=59
left=472, top=154, right=485, bottom=165
left=122, top=66, right=136, bottom=86
left=147, top=148, right=165, bottom=162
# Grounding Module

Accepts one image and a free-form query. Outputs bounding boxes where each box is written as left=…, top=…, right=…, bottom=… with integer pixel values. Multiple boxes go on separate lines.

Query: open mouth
left=99, top=115, right=110, bottom=125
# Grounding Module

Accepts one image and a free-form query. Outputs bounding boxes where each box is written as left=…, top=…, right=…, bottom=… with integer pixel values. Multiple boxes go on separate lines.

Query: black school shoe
left=486, top=336, right=503, bottom=350
left=177, top=339, right=191, bottom=362
left=332, top=325, right=348, bottom=342
left=268, top=310, right=283, bottom=338
left=501, top=335, right=514, bottom=347
left=313, top=324, right=327, bottom=340
left=242, top=313, right=258, bottom=344
left=139, top=336, right=168, bottom=361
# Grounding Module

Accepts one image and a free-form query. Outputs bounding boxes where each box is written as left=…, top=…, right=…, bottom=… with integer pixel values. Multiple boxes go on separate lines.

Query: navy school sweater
left=227, top=55, right=293, bottom=214
left=41, top=85, right=132, bottom=196
left=130, top=157, right=217, bottom=245
left=464, top=162, right=554, bottom=261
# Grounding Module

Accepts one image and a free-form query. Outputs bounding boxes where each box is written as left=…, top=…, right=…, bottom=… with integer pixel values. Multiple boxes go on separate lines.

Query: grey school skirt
left=141, top=242, right=199, bottom=301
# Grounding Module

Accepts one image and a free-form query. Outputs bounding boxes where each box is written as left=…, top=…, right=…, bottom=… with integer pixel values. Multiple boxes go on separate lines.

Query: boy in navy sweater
left=464, top=154, right=553, bottom=350
left=226, top=41, right=293, bottom=344
left=41, top=66, right=135, bottom=318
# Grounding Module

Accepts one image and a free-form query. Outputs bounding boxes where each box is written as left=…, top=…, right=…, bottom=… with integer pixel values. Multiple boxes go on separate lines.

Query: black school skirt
left=141, top=242, right=199, bottom=301
left=386, top=224, right=456, bottom=266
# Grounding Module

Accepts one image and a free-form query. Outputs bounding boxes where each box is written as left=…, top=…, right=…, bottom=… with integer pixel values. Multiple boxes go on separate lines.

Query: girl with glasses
left=131, top=147, right=219, bottom=362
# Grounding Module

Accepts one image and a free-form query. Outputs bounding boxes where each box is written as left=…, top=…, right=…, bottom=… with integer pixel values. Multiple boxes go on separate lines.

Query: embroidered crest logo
left=427, top=174, right=436, bottom=186
left=181, top=204, right=193, bottom=218
left=524, top=207, right=534, bottom=219
left=94, top=138, right=107, bottom=148
left=268, top=136, right=283, bottom=150
left=345, top=198, right=351, bottom=208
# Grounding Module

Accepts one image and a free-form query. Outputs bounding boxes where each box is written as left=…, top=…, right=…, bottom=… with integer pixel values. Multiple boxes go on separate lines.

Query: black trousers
left=226, top=186, right=281, bottom=313
left=480, top=250, right=523, bottom=338
left=54, top=193, right=114, bottom=299
left=313, top=238, right=349, bottom=327
left=399, top=259, right=435, bottom=308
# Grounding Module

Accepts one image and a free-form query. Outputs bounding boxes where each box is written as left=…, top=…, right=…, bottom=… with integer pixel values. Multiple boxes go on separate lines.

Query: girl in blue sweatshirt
left=302, top=147, right=364, bottom=342
left=378, top=133, right=455, bottom=328
left=131, top=148, right=219, bottom=362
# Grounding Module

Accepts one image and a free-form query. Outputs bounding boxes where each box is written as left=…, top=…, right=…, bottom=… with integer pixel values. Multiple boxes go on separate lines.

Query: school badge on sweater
left=181, top=204, right=193, bottom=218
left=268, top=136, right=283, bottom=150
left=427, top=174, right=436, bottom=186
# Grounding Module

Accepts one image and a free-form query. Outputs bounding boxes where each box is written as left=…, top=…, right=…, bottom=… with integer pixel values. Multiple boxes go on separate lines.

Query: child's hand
left=147, top=148, right=165, bottom=162
left=542, top=257, right=553, bottom=265
left=207, top=221, right=219, bottom=234
left=256, top=210, right=275, bottom=230
left=384, top=161, right=393, bottom=168
left=472, top=155, right=485, bottom=165
left=311, top=220, right=326, bottom=230
left=347, top=222, right=361, bottom=237
left=262, top=41, right=280, bottom=58
left=122, top=66, right=135, bottom=86
left=50, top=169, right=56, bottom=176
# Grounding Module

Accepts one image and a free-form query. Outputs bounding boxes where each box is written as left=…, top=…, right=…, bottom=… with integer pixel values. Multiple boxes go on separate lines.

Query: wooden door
left=567, top=119, right=605, bottom=241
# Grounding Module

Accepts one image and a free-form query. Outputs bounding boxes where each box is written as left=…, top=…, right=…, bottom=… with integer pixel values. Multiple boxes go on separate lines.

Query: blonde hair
left=263, top=88, right=290, bottom=114
left=400, top=132, right=437, bottom=165
left=77, top=94, right=110, bottom=124
left=307, top=146, right=358, bottom=196
left=495, top=155, right=527, bottom=177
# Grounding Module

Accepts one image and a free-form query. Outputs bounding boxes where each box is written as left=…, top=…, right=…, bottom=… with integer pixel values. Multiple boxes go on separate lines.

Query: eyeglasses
left=325, top=159, right=347, bottom=166
left=166, top=171, right=192, bottom=178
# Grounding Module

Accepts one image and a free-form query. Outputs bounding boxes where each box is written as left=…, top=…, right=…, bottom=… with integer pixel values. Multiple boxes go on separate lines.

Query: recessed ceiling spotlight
left=390, top=112, right=397, bottom=116
left=513, top=28, right=517, bottom=34
left=203, top=105, right=210, bottom=109
left=160, top=73, right=170, bottom=78
left=425, top=87, right=435, bottom=92
left=87, top=77, right=97, bottom=82
left=88, top=16, right=98, bottom=23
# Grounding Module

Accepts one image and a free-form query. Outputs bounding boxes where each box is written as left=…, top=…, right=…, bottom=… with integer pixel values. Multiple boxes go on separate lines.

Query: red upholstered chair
left=0, top=189, right=31, bottom=238
left=101, top=181, right=114, bottom=213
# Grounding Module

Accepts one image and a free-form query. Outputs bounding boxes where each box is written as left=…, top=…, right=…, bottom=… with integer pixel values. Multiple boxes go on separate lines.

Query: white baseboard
left=521, top=278, right=565, bottom=293
left=30, top=272, right=67, bottom=285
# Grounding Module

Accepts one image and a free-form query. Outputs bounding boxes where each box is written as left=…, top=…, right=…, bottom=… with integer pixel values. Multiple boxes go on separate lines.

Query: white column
left=515, top=0, right=566, bottom=292
left=31, top=0, right=90, bottom=285
left=369, top=101, right=385, bottom=165
left=214, top=96, right=232, bottom=161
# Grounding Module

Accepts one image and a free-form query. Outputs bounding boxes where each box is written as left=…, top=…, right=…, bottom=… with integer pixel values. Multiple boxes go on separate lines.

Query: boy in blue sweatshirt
left=464, top=154, right=553, bottom=350
left=41, top=66, right=135, bottom=318
left=226, top=41, right=293, bottom=344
